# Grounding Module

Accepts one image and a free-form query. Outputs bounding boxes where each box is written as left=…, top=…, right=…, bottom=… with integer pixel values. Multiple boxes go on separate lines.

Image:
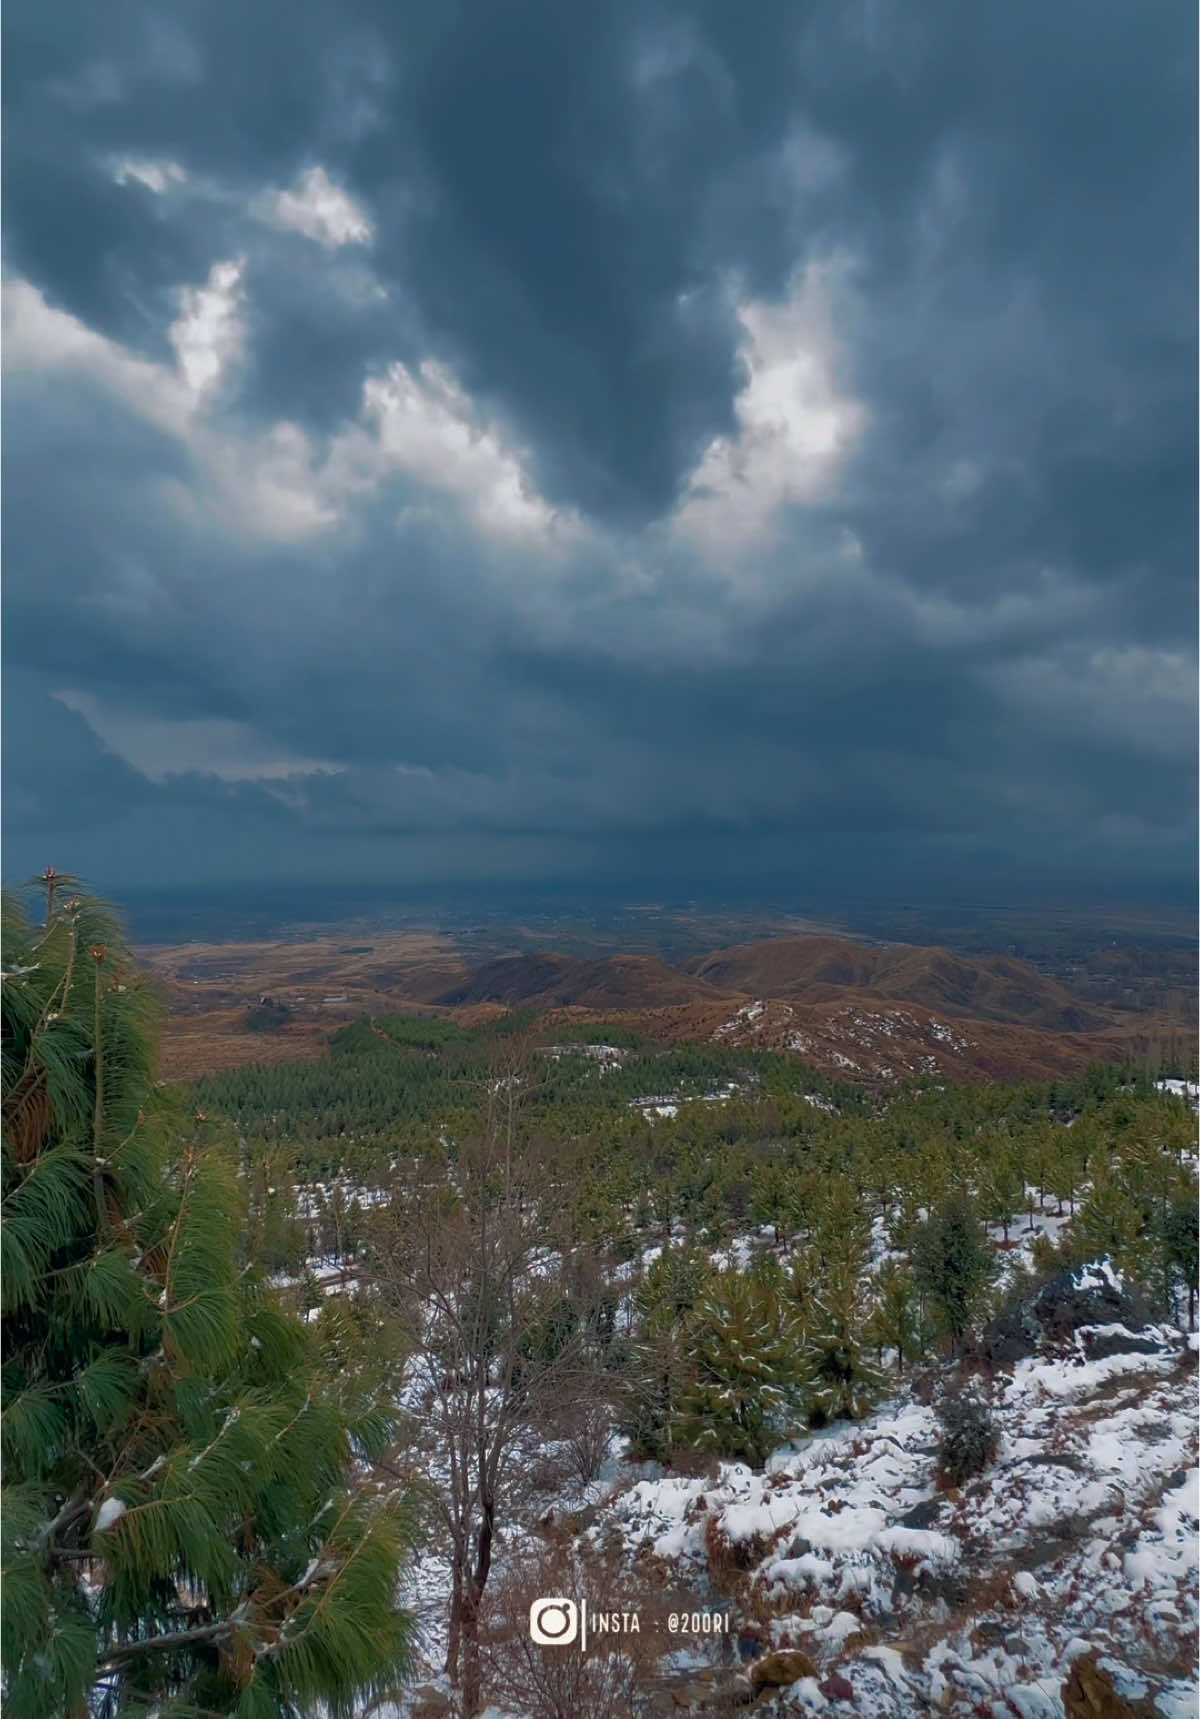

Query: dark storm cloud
left=2, top=0, right=1195, bottom=902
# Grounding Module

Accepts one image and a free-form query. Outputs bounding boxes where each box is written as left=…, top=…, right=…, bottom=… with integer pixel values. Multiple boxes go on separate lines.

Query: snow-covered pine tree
left=910, top=1191, right=997, bottom=1354
left=618, top=1247, right=709, bottom=1462
left=864, top=1259, right=924, bottom=1376
left=677, top=1270, right=805, bottom=1468
left=812, top=1176, right=872, bottom=1277
left=1, top=886, right=415, bottom=1719
left=803, top=1264, right=884, bottom=1425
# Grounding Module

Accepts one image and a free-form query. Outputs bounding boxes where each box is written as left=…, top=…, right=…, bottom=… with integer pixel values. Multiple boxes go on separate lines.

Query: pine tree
left=980, top=1148, right=1025, bottom=1244
left=910, top=1193, right=996, bottom=1353
left=804, top=1267, right=884, bottom=1424
left=865, top=1260, right=924, bottom=1376
left=2, top=887, right=415, bottom=1719
left=676, top=1271, right=805, bottom=1468
left=618, top=1248, right=709, bottom=1463
left=812, top=1177, right=872, bottom=1277
left=1070, top=1172, right=1149, bottom=1280
left=1162, top=1199, right=1200, bottom=1331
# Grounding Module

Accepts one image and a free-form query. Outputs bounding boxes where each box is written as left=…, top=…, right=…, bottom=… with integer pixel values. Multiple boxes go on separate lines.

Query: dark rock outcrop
left=982, top=1262, right=1167, bottom=1366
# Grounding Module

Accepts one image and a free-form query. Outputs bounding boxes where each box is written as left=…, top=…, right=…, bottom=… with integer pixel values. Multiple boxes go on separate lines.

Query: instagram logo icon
left=528, top=1597, right=579, bottom=1646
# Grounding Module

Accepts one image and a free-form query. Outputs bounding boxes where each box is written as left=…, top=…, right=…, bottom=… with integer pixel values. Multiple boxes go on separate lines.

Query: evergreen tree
left=618, top=1249, right=708, bottom=1463
left=910, top=1193, right=996, bottom=1353
left=676, top=1271, right=804, bottom=1467
left=812, top=1177, right=872, bottom=1277
left=804, top=1267, right=884, bottom=1423
left=865, top=1260, right=924, bottom=1376
left=1161, top=1198, right=1200, bottom=1331
left=1070, top=1172, right=1148, bottom=1281
left=2, top=888, right=415, bottom=1719
left=980, top=1149, right=1025, bottom=1245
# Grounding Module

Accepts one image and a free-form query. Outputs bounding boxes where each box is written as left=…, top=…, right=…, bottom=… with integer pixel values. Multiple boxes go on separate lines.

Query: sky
left=3, top=0, right=1196, bottom=910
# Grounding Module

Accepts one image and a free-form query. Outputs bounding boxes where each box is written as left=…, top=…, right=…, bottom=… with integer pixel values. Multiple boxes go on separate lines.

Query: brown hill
left=436, top=953, right=725, bottom=1012
left=685, top=936, right=1114, bottom=1033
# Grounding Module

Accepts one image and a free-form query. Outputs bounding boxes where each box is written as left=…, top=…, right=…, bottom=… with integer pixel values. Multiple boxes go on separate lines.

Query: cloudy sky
left=4, top=1, right=1196, bottom=907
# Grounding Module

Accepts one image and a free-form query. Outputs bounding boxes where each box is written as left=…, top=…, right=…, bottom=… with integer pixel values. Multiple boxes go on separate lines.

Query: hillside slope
left=436, top=952, right=727, bottom=1012
left=686, top=936, right=1114, bottom=1031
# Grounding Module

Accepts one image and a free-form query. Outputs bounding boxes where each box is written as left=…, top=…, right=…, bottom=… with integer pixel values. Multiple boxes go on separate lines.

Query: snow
left=592, top=1325, right=1196, bottom=1719
left=95, top=1497, right=126, bottom=1532
left=1156, top=1078, right=1199, bottom=1109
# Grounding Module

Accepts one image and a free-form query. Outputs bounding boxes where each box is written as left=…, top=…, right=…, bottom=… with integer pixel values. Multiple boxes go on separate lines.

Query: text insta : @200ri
left=529, top=1598, right=730, bottom=1650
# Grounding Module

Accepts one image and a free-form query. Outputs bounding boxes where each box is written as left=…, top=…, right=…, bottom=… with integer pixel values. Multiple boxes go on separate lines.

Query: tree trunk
left=461, top=1498, right=495, bottom=1716
left=460, top=1589, right=481, bottom=1718
left=444, top=1557, right=464, bottom=1685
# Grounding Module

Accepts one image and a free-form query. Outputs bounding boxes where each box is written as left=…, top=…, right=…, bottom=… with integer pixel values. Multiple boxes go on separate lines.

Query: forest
left=3, top=886, right=1197, bottom=1719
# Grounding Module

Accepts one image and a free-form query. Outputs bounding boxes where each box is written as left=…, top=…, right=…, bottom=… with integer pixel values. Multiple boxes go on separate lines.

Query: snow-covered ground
left=599, top=1317, right=1197, bottom=1717
left=378, top=1252, right=1197, bottom=1718
left=1156, top=1078, right=1199, bottom=1110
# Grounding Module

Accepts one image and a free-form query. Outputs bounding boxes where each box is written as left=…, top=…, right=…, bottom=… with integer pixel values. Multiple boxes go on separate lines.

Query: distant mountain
left=684, top=936, right=1114, bottom=1033
left=435, top=953, right=725, bottom=1012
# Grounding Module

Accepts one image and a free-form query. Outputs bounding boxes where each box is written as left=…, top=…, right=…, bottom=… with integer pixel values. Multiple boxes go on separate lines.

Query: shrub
left=936, top=1395, right=999, bottom=1486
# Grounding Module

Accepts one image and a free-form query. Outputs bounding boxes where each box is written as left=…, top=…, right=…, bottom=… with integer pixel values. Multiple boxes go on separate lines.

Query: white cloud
left=53, top=691, right=343, bottom=783
left=3, top=277, right=192, bottom=437
left=329, top=359, right=582, bottom=547
left=256, top=166, right=373, bottom=249
left=672, top=256, right=868, bottom=559
left=167, top=257, right=246, bottom=403
left=3, top=268, right=576, bottom=553
left=164, top=422, right=340, bottom=544
left=113, top=157, right=187, bottom=194
left=4, top=273, right=329, bottom=543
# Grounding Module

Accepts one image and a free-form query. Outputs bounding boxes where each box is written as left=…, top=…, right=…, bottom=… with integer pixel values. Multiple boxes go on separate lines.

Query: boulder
left=982, top=1262, right=1160, bottom=1367
left=896, top=1497, right=943, bottom=1530
left=1079, top=1326, right=1168, bottom=1360
left=1030, top=1264, right=1153, bottom=1341
left=749, top=1649, right=817, bottom=1690
left=819, top=1670, right=856, bottom=1703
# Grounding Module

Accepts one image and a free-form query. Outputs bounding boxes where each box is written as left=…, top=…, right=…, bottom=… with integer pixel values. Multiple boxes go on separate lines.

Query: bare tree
left=367, top=1035, right=609, bottom=1715
left=481, top=1549, right=666, bottom=1719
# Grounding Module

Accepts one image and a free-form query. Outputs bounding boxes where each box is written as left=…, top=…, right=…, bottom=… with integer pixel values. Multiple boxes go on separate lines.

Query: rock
left=819, top=1671, right=856, bottom=1702
left=915, top=1566, right=968, bottom=1606
left=896, top=1497, right=943, bottom=1530
left=982, top=1262, right=1160, bottom=1369
left=1062, top=1654, right=1157, bottom=1719
left=1019, top=1451, right=1087, bottom=1474
left=750, top=1649, right=817, bottom=1690
left=1080, top=1327, right=1167, bottom=1360
left=1031, top=1266, right=1153, bottom=1341
left=410, top=1686, right=453, bottom=1719
left=980, top=1305, right=1040, bottom=1365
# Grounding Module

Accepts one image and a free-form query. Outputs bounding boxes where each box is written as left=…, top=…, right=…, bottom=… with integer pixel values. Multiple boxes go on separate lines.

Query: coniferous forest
left=4, top=885, right=1197, bottom=1718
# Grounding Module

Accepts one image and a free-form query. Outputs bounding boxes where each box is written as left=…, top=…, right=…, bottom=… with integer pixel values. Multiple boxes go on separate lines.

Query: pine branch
left=98, top=1619, right=235, bottom=1668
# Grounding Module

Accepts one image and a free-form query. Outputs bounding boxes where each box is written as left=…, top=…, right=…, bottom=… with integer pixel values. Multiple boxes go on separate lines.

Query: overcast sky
left=4, top=1, right=1196, bottom=907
